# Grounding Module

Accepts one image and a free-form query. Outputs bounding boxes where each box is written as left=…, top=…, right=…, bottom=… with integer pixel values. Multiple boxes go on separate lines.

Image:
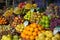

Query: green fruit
left=13, top=35, right=19, bottom=40
left=45, top=25, right=49, bottom=28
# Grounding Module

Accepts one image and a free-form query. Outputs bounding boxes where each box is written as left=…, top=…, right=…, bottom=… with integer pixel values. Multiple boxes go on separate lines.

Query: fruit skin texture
left=52, top=37, right=58, bottom=40
left=13, top=35, right=19, bottom=40
left=21, top=23, right=44, bottom=40
left=18, top=2, right=25, bottom=8
left=15, top=24, right=24, bottom=33
left=45, top=37, right=51, bottom=40
left=25, top=3, right=32, bottom=9
left=54, top=33, right=60, bottom=40
left=1, top=34, right=11, bottom=40
left=39, top=15, right=50, bottom=28
left=14, top=7, right=21, bottom=14
left=45, top=31, right=53, bottom=38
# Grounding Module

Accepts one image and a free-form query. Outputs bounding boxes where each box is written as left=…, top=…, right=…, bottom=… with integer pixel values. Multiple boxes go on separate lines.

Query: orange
left=30, top=23, right=37, bottom=28
left=33, top=32, right=37, bottom=36
left=21, top=33, right=26, bottom=38
left=34, top=28, right=38, bottom=32
left=30, top=28, right=34, bottom=32
left=25, top=26, right=30, bottom=31
left=30, top=36, right=35, bottom=40
left=38, top=27, right=42, bottom=31
left=38, top=31, right=41, bottom=35
left=28, top=31, right=32, bottom=36
left=25, top=35, right=29, bottom=39
left=23, top=30, right=26, bottom=33
left=41, top=30, right=45, bottom=33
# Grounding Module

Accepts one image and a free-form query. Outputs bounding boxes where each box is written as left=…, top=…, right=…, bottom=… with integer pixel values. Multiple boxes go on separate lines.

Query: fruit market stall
left=0, top=1, right=60, bottom=40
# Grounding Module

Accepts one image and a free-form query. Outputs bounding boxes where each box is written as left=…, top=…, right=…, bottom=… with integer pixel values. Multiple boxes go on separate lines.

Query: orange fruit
left=28, top=31, right=32, bottom=36
left=25, top=35, right=29, bottom=39
left=21, top=33, right=26, bottom=38
left=30, top=36, right=35, bottom=40
left=38, top=27, right=42, bottom=31
left=23, top=30, right=26, bottom=33
left=41, top=30, right=45, bottom=33
left=25, top=26, right=30, bottom=31
left=38, top=31, right=41, bottom=35
left=30, top=28, right=34, bottom=32
left=30, top=23, right=37, bottom=28
left=33, top=32, right=37, bottom=36
left=34, top=28, right=38, bottom=32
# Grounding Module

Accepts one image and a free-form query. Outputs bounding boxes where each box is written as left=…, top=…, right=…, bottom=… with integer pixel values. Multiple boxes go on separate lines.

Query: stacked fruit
left=0, top=25, right=11, bottom=33
left=24, top=10, right=33, bottom=20
left=1, top=34, right=22, bottom=40
left=36, top=30, right=60, bottom=40
left=18, top=2, right=26, bottom=8
left=13, top=35, right=19, bottom=40
left=50, top=17, right=60, bottom=30
left=11, top=16, right=24, bottom=28
left=3, top=8, right=13, bottom=17
left=24, top=10, right=45, bottom=23
left=39, top=15, right=50, bottom=28
left=21, top=23, right=45, bottom=40
left=0, top=17, right=8, bottom=25
left=1, top=34, right=11, bottom=40
left=15, top=24, right=25, bottom=33
left=25, top=3, right=32, bottom=10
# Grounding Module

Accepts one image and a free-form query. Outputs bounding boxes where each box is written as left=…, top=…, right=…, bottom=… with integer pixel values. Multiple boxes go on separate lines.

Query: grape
left=50, top=18, right=59, bottom=30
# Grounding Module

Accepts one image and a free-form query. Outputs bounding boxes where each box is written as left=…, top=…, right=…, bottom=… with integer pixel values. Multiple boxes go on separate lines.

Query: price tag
left=24, top=21, right=29, bottom=27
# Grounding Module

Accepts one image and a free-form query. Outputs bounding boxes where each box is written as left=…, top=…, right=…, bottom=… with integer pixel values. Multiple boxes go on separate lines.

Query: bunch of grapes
left=39, top=15, right=50, bottom=28
left=50, top=17, right=60, bottom=30
left=24, top=10, right=44, bottom=23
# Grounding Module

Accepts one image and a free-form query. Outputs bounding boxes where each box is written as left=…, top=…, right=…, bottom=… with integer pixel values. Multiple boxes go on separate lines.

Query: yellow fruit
left=25, top=3, right=32, bottom=9
left=45, top=31, right=53, bottom=38
left=32, top=4, right=37, bottom=8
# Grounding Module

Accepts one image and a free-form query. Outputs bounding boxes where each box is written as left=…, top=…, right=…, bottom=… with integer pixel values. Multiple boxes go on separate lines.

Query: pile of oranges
left=0, top=17, right=7, bottom=25
left=21, top=23, right=45, bottom=40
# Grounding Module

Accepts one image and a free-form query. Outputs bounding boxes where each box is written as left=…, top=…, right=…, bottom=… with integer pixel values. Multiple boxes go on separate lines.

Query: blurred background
left=0, top=0, right=60, bottom=9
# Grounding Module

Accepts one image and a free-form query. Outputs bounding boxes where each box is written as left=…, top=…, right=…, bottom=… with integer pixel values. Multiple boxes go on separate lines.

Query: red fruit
left=18, top=2, right=25, bottom=8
